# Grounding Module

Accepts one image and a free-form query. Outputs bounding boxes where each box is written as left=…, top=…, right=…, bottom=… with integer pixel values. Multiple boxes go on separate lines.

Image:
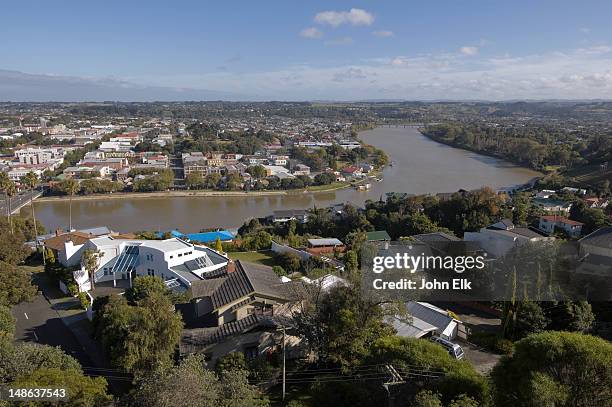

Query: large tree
left=492, top=331, right=612, bottom=407
left=132, top=355, right=268, bottom=407
left=95, top=293, right=183, bottom=377
left=0, top=262, right=37, bottom=306
left=22, top=171, right=40, bottom=254
left=292, top=284, right=394, bottom=370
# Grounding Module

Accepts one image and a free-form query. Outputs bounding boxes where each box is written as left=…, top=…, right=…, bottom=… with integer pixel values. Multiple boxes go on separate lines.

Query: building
left=46, top=231, right=230, bottom=293
left=575, top=227, right=612, bottom=278
left=63, top=166, right=111, bottom=179
left=389, top=301, right=463, bottom=341
left=14, top=147, right=66, bottom=165
left=365, top=230, right=391, bottom=242
left=464, top=219, right=554, bottom=258
left=268, top=209, right=309, bottom=224
left=292, top=164, right=311, bottom=176
left=533, top=197, right=572, bottom=214
left=539, top=215, right=584, bottom=237
left=178, top=261, right=305, bottom=363
left=306, top=238, right=345, bottom=255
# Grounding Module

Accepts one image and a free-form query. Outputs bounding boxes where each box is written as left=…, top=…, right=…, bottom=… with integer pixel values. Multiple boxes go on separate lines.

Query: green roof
left=366, top=230, right=391, bottom=241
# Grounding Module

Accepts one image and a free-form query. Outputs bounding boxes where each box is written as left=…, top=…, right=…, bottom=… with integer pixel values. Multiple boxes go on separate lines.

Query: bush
left=77, top=292, right=90, bottom=310
left=272, top=265, right=287, bottom=277
left=67, top=283, right=79, bottom=297
left=494, top=338, right=514, bottom=355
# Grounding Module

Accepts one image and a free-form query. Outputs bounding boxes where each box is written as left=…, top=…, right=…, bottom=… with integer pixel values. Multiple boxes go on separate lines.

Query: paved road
left=0, top=189, right=42, bottom=215
left=11, top=293, right=95, bottom=367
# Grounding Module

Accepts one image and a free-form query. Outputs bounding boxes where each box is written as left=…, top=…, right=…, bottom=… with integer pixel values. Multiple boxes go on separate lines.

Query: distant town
left=1, top=101, right=611, bottom=407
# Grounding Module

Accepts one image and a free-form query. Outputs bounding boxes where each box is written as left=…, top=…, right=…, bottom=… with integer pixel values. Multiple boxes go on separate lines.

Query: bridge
left=0, top=189, right=43, bottom=215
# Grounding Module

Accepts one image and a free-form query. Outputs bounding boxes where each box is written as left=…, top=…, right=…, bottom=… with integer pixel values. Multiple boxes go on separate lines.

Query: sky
left=2, top=0, right=612, bottom=101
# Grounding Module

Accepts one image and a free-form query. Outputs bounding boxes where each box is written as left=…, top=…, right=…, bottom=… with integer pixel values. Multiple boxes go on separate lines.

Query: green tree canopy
left=492, top=331, right=612, bottom=407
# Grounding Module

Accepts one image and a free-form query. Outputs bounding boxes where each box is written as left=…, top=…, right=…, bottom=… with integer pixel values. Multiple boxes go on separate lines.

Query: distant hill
left=0, top=69, right=248, bottom=102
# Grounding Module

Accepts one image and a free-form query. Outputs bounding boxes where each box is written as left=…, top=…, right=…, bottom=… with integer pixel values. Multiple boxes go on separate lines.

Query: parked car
left=430, top=336, right=465, bottom=360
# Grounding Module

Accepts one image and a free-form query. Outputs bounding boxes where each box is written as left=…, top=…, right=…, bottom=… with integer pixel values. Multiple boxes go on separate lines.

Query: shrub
left=77, top=292, right=90, bottom=310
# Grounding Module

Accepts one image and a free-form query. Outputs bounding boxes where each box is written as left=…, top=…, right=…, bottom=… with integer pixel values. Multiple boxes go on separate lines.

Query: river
left=27, top=127, right=541, bottom=233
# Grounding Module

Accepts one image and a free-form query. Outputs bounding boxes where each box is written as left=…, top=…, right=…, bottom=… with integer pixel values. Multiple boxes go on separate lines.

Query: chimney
left=55, top=228, right=63, bottom=236
left=226, top=260, right=236, bottom=273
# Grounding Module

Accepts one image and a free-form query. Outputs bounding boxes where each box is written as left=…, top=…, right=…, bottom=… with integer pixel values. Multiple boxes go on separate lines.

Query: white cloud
left=373, top=30, right=394, bottom=38
left=314, top=8, right=374, bottom=27
left=128, top=44, right=612, bottom=100
left=300, top=27, right=323, bottom=39
left=325, top=36, right=354, bottom=46
left=580, top=27, right=591, bottom=34
left=460, top=46, right=479, bottom=56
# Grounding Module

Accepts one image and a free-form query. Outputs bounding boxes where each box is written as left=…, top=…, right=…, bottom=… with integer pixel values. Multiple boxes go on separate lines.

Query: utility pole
left=282, top=325, right=286, bottom=402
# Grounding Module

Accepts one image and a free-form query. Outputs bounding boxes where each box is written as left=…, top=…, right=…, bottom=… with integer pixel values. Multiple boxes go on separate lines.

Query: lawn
left=306, top=181, right=350, bottom=192
left=228, top=250, right=277, bottom=267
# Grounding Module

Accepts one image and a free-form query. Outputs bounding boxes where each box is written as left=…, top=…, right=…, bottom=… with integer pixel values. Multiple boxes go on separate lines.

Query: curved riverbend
left=27, top=127, right=541, bottom=232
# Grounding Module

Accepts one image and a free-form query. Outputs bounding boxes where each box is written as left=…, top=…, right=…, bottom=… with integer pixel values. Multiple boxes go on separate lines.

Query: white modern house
left=45, top=231, right=229, bottom=293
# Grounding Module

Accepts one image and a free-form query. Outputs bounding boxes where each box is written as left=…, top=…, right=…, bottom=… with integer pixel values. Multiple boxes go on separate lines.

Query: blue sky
left=2, top=1, right=612, bottom=100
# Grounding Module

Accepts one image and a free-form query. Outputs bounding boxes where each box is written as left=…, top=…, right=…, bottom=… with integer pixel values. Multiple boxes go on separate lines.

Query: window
left=169, top=255, right=173, bottom=259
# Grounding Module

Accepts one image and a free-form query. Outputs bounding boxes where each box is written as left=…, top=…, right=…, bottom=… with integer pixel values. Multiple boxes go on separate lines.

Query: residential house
left=389, top=301, right=463, bottom=341
left=464, top=219, right=554, bottom=258
left=365, top=230, right=392, bottom=242
left=268, top=209, right=309, bottom=224
left=533, top=197, right=573, bottom=214
left=539, top=215, right=584, bottom=237
left=575, top=227, right=612, bottom=278
left=76, top=236, right=230, bottom=292
left=306, top=238, right=345, bottom=255
left=178, top=261, right=305, bottom=363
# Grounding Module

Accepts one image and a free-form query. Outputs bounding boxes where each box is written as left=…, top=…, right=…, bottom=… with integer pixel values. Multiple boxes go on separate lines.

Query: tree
left=61, top=178, right=80, bottom=231
left=133, top=355, right=221, bottom=407
left=247, top=165, right=266, bottom=179
left=132, top=355, right=268, bottom=407
left=368, top=336, right=488, bottom=403
left=81, top=248, right=100, bottom=291
left=185, top=172, right=205, bottom=189
left=215, top=236, right=223, bottom=253
left=413, top=390, right=443, bottom=407
left=125, top=275, right=168, bottom=304
left=13, top=367, right=111, bottom=406
left=0, top=305, right=15, bottom=339
left=0, top=262, right=37, bottom=306
left=215, top=352, right=247, bottom=374
left=0, top=172, right=12, bottom=234
left=492, top=331, right=612, bottom=407
left=22, top=171, right=40, bottom=255
left=95, top=293, right=183, bottom=377
left=292, top=284, right=395, bottom=370
left=344, top=250, right=359, bottom=273
left=275, top=251, right=301, bottom=272
left=548, top=301, right=595, bottom=333
left=3, top=180, right=17, bottom=235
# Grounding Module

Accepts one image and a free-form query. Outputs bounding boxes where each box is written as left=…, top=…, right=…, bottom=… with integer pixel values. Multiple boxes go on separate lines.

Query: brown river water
left=27, top=127, right=540, bottom=233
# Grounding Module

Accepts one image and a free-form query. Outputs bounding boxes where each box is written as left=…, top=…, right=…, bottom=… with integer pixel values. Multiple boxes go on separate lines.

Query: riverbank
left=35, top=182, right=354, bottom=203
left=419, top=129, right=546, bottom=175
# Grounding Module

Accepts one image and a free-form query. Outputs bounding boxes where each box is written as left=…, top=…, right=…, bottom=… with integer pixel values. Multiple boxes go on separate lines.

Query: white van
left=430, top=336, right=465, bottom=360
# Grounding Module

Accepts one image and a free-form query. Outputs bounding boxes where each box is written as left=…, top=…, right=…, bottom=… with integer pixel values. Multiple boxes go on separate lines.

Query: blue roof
left=156, top=230, right=234, bottom=243
left=186, top=230, right=234, bottom=243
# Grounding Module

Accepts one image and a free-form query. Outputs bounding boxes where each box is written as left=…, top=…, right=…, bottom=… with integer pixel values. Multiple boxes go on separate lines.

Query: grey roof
left=308, top=238, right=343, bottom=247
left=412, top=232, right=460, bottom=243
left=78, top=226, right=112, bottom=236
left=406, top=301, right=455, bottom=332
left=508, top=227, right=548, bottom=238
left=180, top=314, right=261, bottom=353
left=580, top=227, right=612, bottom=249
left=190, top=261, right=291, bottom=308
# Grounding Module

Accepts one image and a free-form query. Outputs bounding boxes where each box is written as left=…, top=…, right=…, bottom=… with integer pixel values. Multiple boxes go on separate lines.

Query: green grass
left=562, top=163, right=611, bottom=186
left=18, top=265, right=45, bottom=274
left=306, top=181, right=350, bottom=192
left=228, top=250, right=277, bottom=267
